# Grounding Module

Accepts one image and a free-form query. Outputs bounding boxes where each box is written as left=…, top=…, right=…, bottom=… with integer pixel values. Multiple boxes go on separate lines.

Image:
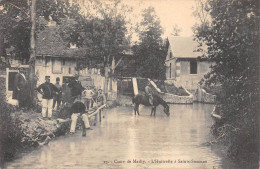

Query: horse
left=132, top=94, right=170, bottom=117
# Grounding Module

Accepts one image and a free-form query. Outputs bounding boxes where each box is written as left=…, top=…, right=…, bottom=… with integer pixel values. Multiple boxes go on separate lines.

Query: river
left=6, top=103, right=238, bottom=169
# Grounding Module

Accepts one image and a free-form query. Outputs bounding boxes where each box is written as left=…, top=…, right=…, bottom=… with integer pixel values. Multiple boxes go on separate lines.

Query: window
left=63, top=59, right=65, bottom=65
left=68, top=67, right=71, bottom=74
left=45, top=57, right=50, bottom=66
left=190, top=60, right=197, bottom=74
left=169, top=63, right=172, bottom=78
left=169, top=52, right=173, bottom=58
left=52, top=59, right=62, bottom=74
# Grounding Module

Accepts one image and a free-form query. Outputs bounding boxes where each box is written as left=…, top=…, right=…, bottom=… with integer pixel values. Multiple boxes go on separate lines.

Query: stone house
left=165, top=36, right=213, bottom=90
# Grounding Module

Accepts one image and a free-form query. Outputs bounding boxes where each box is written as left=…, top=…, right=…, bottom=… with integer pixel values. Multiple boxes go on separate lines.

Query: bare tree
left=170, top=24, right=182, bottom=36
left=193, top=0, right=210, bottom=28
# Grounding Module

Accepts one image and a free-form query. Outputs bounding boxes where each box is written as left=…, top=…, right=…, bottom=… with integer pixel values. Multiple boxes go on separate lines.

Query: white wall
left=35, top=57, right=76, bottom=86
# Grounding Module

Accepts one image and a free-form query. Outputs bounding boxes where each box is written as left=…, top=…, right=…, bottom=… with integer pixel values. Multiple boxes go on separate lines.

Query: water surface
left=6, top=103, right=236, bottom=169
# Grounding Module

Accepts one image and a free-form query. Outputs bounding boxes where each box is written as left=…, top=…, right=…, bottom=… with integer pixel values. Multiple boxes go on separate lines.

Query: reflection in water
left=6, top=103, right=237, bottom=169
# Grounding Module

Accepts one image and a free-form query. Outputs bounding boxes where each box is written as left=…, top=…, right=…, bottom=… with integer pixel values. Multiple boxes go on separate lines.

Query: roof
left=168, top=36, right=206, bottom=59
left=36, top=19, right=86, bottom=58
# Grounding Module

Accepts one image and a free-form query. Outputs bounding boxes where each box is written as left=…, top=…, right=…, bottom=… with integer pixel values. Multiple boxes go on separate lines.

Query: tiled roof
left=36, top=20, right=86, bottom=58
left=168, top=36, right=206, bottom=58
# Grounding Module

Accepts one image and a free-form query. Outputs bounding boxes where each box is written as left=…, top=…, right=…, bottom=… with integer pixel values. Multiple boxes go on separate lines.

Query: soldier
left=53, top=77, right=62, bottom=110
left=36, top=76, right=59, bottom=119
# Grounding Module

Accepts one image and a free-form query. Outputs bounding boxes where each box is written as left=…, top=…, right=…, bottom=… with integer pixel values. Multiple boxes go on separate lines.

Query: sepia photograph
left=0, top=0, right=259, bottom=168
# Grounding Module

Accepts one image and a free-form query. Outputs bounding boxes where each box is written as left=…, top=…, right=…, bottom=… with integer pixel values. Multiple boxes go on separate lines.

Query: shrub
left=0, top=99, right=24, bottom=164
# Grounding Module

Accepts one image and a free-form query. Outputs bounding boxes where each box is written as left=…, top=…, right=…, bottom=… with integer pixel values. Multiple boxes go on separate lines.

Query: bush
left=0, top=99, right=24, bottom=164
left=164, top=83, right=189, bottom=96
left=194, top=0, right=259, bottom=167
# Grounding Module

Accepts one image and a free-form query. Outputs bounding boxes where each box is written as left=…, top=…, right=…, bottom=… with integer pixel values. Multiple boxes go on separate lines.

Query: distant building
left=165, top=36, right=213, bottom=90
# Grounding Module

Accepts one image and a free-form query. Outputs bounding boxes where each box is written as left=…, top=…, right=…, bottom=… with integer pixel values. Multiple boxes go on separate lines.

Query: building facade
left=165, top=36, right=213, bottom=90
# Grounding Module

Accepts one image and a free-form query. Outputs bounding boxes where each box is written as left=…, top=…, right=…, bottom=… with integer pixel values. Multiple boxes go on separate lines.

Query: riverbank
left=0, top=94, right=132, bottom=167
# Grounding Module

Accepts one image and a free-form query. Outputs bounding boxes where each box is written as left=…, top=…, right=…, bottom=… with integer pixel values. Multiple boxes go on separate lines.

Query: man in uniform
left=53, top=77, right=62, bottom=110
left=36, top=76, right=59, bottom=119
left=68, top=75, right=84, bottom=101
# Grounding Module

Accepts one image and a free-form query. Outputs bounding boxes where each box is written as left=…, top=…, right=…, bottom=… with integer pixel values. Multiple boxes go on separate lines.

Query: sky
left=125, top=0, right=197, bottom=38
left=77, top=0, right=198, bottom=40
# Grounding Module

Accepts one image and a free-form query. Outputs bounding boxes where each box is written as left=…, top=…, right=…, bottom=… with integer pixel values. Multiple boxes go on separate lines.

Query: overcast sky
left=125, top=0, right=197, bottom=38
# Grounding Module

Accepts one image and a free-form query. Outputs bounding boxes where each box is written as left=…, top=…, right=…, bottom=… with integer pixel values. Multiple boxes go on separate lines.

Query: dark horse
left=132, top=94, right=170, bottom=117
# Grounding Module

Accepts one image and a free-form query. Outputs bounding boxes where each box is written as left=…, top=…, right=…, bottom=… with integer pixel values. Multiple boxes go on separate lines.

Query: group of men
left=13, top=70, right=106, bottom=136
left=36, top=75, right=106, bottom=136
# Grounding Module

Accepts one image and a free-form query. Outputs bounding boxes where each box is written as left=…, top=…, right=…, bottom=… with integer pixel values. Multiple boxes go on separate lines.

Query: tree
left=0, top=0, right=75, bottom=64
left=0, top=0, right=82, bottom=107
left=133, top=6, right=167, bottom=80
left=61, top=0, right=131, bottom=94
left=194, top=0, right=259, bottom=167
left=170, top=24, right=182, bottom=36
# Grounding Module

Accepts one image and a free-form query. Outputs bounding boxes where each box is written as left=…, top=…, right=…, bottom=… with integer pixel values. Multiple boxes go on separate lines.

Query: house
left=165, top=36, right=212, bottom=90
left=5, top=18, right=86, bottom=104
left=35, top=18, right=86, bottom=86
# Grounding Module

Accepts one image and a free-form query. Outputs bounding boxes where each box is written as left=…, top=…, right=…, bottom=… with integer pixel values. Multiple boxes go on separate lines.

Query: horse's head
left=164, top=105, right=170, bottom=116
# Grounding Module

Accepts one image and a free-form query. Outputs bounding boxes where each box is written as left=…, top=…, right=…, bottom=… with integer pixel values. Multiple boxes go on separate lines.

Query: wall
left=35, top=57, right=76, bottom=86
left=79, top=68, right=117, bottom=101
left=193, top=87, right=216, bottom=103
left=149, top=79, right=193, bottom=104
left=165, top=58, right=176, bottom=80
left=174, top=61, right=212, bottom=90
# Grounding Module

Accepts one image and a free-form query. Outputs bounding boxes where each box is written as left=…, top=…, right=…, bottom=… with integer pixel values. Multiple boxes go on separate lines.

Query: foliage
left=132, top=7, right=167, bottom=80
left=194, top=0, right=259, bottom=166
left=0, top=0, right=79, bottom=63
left=60, top=0, right=131, bottom=74
left=163, top=83, right=189, bottom=96
left=0, top=99, right=24, bottom=163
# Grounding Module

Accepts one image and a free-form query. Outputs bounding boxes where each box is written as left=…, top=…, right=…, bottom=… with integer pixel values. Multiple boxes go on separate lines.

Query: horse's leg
left=154, top=106, right=157, bottom=117
left=150, top=107, right=154, bottom=116
left=134, top=104, right=137, bottom=116
left=134, top=104, right=139, bottom=116
left=137, top=104, right=140, bottom=116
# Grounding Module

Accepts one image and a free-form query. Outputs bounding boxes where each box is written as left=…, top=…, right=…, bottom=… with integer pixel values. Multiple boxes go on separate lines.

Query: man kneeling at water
left=70, top=96, right=92, bottom=136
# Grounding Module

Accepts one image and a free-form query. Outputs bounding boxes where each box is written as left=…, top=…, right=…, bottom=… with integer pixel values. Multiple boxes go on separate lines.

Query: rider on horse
left=145, top=81, right=153, bottom=105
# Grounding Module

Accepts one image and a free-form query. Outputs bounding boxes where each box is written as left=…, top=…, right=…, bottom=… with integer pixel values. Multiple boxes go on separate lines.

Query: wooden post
left=99, top=110, right=102, bottom=122
left=29, top=0, right=36, bottom=108
left=132, top=78, right=138, bottom=95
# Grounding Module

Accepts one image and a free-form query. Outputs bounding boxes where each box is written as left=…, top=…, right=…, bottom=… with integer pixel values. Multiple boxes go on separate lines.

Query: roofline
left=36, top=55, right=82, bottom=58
